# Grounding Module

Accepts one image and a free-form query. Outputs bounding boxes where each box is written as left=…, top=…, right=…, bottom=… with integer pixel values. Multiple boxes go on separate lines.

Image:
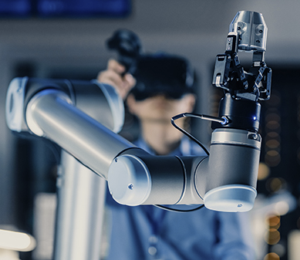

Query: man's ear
left=126, top=94, right=138, bottom=115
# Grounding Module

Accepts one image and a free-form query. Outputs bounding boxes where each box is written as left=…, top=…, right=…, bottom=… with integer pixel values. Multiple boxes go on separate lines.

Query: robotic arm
left=5, top=11, right=271, bottom=212
left=6, top=78, right=204, bottom=206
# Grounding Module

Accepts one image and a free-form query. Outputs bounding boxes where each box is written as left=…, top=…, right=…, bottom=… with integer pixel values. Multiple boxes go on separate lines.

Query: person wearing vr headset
left=97, top=54, right=255, bottom=260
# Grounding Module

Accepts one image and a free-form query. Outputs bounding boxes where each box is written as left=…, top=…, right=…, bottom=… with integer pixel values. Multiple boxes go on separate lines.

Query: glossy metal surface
left=54, top=151, right=105, bottom=260
left=211, top=128, right=261, bottom=149
left=229, top=11, right=267, bottom=52
left=26, top=89, right=134, bottom=179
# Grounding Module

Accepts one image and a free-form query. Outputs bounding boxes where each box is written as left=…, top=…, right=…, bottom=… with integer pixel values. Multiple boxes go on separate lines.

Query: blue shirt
left=105, top=137, right=255, bottom=260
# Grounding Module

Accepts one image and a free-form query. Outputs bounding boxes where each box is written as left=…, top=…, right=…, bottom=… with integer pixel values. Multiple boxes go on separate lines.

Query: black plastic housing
left=212, top=93, right=261, bottom=132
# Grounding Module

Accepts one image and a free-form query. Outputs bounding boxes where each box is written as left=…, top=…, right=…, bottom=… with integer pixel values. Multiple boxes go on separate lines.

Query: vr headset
left=106, top=29, right=195, bottom=101
left=131, top=54, right=194, bottom=101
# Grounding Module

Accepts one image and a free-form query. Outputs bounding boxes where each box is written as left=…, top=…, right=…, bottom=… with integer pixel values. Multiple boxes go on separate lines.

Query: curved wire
left=171, top=113, right=210, bottom=155
left=171, top=113, right=228, bottom=156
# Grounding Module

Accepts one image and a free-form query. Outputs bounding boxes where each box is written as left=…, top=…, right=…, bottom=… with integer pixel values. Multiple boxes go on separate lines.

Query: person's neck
left=141, top=120, right=183, bottom=155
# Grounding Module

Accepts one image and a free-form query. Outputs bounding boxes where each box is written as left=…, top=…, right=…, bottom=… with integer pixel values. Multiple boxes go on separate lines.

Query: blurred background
left=0, top=0, right=300, bottom=259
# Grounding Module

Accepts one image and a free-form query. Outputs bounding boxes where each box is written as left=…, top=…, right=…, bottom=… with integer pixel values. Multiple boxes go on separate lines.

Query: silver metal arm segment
left=25, top=89, right=133, bottom=179
left=54, top=151, right=106, bottom=260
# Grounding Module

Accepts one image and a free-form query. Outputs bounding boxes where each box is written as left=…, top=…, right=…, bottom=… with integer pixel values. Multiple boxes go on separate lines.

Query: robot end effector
left=213, top=10, right=272, bottom=102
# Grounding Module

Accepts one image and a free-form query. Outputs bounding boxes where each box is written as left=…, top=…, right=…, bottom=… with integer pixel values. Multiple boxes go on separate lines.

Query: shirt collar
left=134, top=136, right=192, bottom=156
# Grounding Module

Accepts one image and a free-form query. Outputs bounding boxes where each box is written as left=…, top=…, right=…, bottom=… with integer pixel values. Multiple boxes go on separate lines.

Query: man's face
left=126, top=93, right=196, bottom=123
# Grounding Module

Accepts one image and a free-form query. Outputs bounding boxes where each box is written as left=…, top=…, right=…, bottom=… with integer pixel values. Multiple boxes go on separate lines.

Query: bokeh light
left=266, top=178, right=286, bottom=193
left=265, top=229, right=280, bottom=245
left=258, top=163, right=270, bottom=180
left=274, top=201, right=289, bottom=216
left=265, top=151, right=281, bottom=167
left=268, top=216, right=280, bottom=229
left=264, top=252, right=280, bottom=260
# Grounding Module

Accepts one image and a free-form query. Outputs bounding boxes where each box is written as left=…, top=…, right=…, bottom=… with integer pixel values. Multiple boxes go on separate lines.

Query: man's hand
left=97, top=59, right=136, bottom=100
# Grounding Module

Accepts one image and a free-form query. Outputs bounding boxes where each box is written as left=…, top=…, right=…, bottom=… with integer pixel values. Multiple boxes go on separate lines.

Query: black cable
left=171, top=113, right=211, bottom=156
left=154, top=204, right=204, bottom=213
left=171, top=112, right=230, bottom=157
